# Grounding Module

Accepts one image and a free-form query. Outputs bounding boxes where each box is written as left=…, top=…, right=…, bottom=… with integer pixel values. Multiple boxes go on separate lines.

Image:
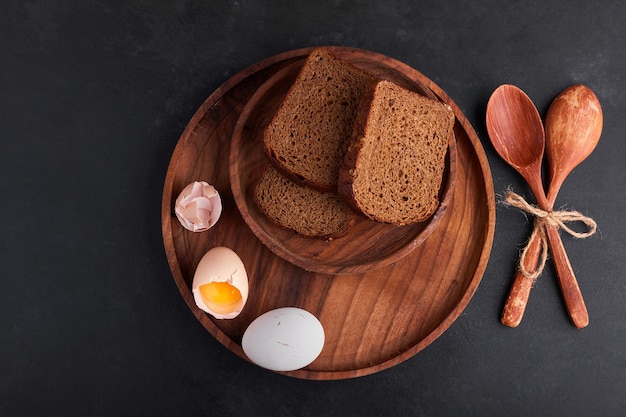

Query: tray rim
left=161, top=46, right=496, bottom=380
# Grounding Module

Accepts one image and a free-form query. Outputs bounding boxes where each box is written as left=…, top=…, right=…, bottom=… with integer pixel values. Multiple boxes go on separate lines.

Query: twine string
left=503, top=191, right=597, bottom=280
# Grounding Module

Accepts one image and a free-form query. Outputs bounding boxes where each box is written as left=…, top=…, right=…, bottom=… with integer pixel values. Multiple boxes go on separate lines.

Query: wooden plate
left=161, top=46, right=495, bottom=380
left=229, top=59, right=457, bottom=275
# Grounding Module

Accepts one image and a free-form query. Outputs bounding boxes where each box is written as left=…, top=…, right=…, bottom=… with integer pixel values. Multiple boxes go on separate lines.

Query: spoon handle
left=501, top=232, right=542, bottom=327
left=501, top=221, right=590, bottom=328
left=545, top=225, right=590, bottom=328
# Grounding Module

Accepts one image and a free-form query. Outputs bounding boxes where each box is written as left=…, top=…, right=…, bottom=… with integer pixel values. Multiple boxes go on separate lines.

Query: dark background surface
left=2, top=1, right=625, bottom=415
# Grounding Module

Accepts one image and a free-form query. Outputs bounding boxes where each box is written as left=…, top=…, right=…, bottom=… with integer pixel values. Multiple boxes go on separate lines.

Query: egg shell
left=242, top=307, right=325, bottom=372
left=192, top=247, right=249, bottom=319
left=174, top=181, right=222, bottom=232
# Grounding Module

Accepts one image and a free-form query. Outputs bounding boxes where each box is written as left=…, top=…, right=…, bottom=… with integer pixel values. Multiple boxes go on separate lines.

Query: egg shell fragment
left=242, top=307, right=325, bottom=372
left=175, top=181, right=222, bottom=232
left=192, top=247, right=249, bottom=319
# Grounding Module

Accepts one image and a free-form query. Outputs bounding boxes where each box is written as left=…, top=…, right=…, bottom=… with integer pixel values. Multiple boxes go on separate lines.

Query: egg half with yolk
left=192, top=247, right=249, bottom=319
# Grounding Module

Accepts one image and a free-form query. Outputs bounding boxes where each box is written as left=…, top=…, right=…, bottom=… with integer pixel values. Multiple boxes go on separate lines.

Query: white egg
left=242, top=307, right=325, bottom=372
left=192, top=247, right=249, bottom=319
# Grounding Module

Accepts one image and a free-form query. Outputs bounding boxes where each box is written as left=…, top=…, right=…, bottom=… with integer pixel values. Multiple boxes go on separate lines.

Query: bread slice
left=262, top=48, right=376, bottom=192
left=254, top=165, right=355, bottom=239
left=338, top=80, right=455, bottom=226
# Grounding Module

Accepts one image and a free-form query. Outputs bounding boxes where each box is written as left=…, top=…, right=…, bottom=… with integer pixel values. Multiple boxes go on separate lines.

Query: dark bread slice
left=254, top=165, right=355, bottom=239
left=262, top=48, right=376, bottom=192
left=338, top=79, right=455, bottom=226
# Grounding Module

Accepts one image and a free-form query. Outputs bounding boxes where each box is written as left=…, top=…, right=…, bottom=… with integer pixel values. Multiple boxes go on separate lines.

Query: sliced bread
left=262, top=48, right=376, bottom=192
left=254, top=165, right=355, bottom=239
left=338, top=79, right=455, bottom=226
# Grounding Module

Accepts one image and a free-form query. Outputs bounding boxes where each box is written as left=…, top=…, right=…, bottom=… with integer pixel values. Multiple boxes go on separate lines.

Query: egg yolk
left=199, top=281, right=242, bottom=314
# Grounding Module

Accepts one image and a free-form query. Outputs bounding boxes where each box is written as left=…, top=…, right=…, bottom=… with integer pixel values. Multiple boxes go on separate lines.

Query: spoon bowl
left=545, top=84, right=603, bottom=205
left=486, top=84, right=548, bottom=207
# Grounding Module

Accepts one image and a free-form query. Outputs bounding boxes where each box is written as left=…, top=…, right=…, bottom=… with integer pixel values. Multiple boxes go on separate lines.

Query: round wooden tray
left=161, top=46, right=495, bottom=380
left=229, top=58, right=457, bottom=275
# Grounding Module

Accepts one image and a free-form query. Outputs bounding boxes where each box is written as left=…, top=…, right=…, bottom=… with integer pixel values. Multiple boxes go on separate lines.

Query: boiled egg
left=242, top=307, right=325, bottom=372
left=192, top=247, right=248, bottom=319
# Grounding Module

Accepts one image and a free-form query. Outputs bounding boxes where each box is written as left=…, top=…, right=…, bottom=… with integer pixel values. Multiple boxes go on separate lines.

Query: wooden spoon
left=498, top=85, right=603, bottom=328
left=486, top=85, right=548, bottom=207
left=486, top=84, right=589, bottom=328
left=545, top=85, right=603, bottom=205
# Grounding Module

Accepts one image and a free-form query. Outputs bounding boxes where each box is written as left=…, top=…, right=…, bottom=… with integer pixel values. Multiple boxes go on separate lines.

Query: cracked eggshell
left=175, top=181, right=222, bottom=232
left=242, top=307, right=325, bottom=372
left=192, top=247, right=248, bottom=319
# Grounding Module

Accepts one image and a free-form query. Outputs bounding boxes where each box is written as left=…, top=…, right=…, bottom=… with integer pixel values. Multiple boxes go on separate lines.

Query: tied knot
left=503, top=191, right=597, bottom=280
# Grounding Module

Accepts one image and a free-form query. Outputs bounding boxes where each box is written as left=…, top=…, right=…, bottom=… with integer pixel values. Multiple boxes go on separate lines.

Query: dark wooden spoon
left=486, top=85, right=548, bottom=206
left=486, top=84, right=589, bottom=328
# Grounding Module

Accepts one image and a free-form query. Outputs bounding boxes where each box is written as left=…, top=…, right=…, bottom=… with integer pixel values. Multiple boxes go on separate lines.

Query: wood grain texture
left=230, top=60, right=457, bottom=275
left=161, top=47, right=496, bottom=380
